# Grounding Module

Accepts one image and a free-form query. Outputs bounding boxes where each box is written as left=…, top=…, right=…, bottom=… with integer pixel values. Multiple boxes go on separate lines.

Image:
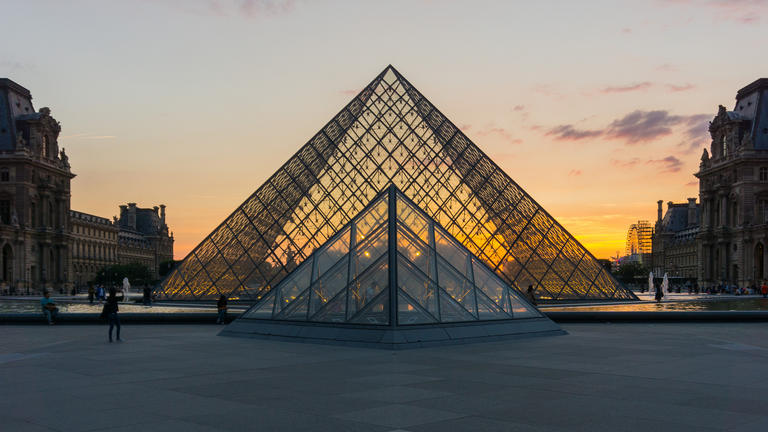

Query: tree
left=159, top=260, right=178, bottom=278
left=613, top=261, right=648, bottom=284
left=597, top=259, right=612, bottom=273
left=95, top=263, right=153, bottom=286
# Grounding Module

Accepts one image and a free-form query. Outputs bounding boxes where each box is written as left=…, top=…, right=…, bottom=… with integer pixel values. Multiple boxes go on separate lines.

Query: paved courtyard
left=2, top=323, right=768, bottom=431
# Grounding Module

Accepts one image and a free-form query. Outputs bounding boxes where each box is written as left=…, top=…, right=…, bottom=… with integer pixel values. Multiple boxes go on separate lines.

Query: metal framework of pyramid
left=221, top=186, right=562, bottom=348
left=156, top=65, right=636, bottom=303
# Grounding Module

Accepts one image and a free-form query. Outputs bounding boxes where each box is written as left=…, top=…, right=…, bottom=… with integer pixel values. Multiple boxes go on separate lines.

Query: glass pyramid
left=156, top=65, right=635, bottom=302
left=240, top=185, right=541, bottom=325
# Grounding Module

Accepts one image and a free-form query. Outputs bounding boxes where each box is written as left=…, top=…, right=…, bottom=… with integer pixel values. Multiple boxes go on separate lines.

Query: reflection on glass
left=161, top=67, right=632, bottom=303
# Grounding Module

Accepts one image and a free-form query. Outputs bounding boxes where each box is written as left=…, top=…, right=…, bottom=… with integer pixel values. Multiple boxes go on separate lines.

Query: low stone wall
left=0, top=313, right=239, bottom=324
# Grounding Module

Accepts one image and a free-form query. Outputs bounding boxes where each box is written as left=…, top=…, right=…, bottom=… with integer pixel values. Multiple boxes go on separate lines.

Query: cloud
left=661, top=0, right=768, bottom=25
left=611, top=158, right=642, bottom=168
left=646, top=155, right=683, bottom=173
left=512, top=105, right=525, bottom=111
left=568, top=169, right=582, bottom=176
left=546, top=125, right=603, bottom=141
left=600, top=82, right=654, bottom=94
left=685, top=180, right=699, bottom=187
left=621, top=27, right=633, bottom=33
left=546, top=110, right=711, bottom=146
left=656, top=63, right=677, bottom=72
left=475, top=126, right=522, bottom=144
left=605, top=110, right=711, bottom=145
left=666, top=83, right=696, bottom=92
left=238, top=0, right=295, bottom=17
left=459, top=124, right=472, bottom=132
left=339, top=89, right=360, bottom=96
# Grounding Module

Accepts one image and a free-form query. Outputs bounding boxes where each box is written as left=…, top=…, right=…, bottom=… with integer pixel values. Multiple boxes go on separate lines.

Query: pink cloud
left=569, top=169, right=582, bottom=176
left=666, top=83, right=696, bottom=92
left=600, top=82, right=654, bottom=94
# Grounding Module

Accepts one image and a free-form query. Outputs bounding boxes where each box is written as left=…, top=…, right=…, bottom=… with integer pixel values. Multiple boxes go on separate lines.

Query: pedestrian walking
left=761, top=282, right=768, bottom=298
left=216, top=295, right=228, bottom=324
left=101, top=288, right=123, bottom=342
left=88, top=285, right=95, bottom=304
left=655, top=284, right=664, bottom=303
left=526, top=285, right=537, bottom=306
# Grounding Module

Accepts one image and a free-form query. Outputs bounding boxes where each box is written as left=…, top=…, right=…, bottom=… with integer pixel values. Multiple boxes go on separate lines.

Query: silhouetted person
left=217, top=295, right=228, bottom=324
left=103, top=288, right=123, bottom=342
left=655, top=284, right=664, bottom=303
left=526, top=285, right=537, bottom=306
left=88, top=285, right=95, bottom=304
left=40, top=291, right=58, bottom=325
left=142, top=286, right=151, bottom=306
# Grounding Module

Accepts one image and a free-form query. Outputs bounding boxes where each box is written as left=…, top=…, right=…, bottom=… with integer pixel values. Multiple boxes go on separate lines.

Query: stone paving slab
left=1, top=323, right=768, bottom=431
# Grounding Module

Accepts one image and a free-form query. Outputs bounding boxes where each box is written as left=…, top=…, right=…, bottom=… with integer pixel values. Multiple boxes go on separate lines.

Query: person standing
left=40, top=291, right=58, bottom=325
left=103, top=288, right=123, bottom=342
left=526, top=285, right=537, bottom=306
left=88, top=285, right=95, bottom=304
left=216, top=295, right=228, bottom=324
left=143, top=286, right=151, bottom=306
left=761, top=281, right=768, bottom=299
left=655, top=283, right=664, bottom=303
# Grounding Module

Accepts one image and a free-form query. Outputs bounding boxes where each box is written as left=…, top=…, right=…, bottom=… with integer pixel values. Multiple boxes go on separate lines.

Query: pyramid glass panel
left=159, top=66, right=634, bottom=303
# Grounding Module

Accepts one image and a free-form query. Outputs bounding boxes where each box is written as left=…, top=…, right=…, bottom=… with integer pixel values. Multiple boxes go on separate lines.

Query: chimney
left=657, top=200, right=663, bottom=223
left=159, top=204, right=166, bottom=224
left=688, top=198, right=697, bottom=226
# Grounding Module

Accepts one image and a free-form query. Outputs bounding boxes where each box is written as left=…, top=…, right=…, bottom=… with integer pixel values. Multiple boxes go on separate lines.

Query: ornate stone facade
left=0, top=78, right=74, bottom=294
left=696, top=78, right=768, bottom=288
left=116, top=203, right=173, bottom=279
left=69, top=210, right=118, bottom=289
left=0, top=78, right=174, bottom=294
left=652, top=199, right=699, bottom=280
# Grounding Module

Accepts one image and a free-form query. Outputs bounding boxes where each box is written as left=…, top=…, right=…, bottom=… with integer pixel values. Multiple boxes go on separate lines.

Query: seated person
left=40, top=291, right=58, bottom=325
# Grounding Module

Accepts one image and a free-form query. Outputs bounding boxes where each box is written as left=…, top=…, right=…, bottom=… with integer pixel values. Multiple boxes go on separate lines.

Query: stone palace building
left=696, top=78, right=768, bottom=288
left=0, top=78, right=173, bottom=294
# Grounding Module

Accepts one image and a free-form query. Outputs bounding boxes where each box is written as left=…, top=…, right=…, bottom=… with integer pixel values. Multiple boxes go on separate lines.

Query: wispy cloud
left=666, top=83, right=696, bottom=92
left=475, top=125, right=523, bottom=144
left=339, top=88, right=360, bottom=96
left=661, top=0, right=768, bottom=25
left=646, top=155, right=684, bottom=173
left=568, top=169, right=582, bottom=176
left=546, top=125, right=603, bottom=141
left=601, top=82, right=653, bottom=94
left=611, top=158, right=642, bottom=168
left=154, top=0, right=296, bottom=19
left=547, top=109, right=710, bottom=146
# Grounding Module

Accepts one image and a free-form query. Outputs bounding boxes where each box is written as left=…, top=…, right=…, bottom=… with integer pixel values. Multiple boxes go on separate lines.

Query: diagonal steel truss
left=156, top=66, right=637, bottom=303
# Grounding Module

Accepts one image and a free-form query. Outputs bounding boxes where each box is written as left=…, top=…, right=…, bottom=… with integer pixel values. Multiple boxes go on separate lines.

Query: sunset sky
left=2, top=0, right=767, bottom=260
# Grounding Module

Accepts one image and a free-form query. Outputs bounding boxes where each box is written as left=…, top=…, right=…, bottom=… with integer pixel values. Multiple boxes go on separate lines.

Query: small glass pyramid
left=240, top=185, right=541, bottom=326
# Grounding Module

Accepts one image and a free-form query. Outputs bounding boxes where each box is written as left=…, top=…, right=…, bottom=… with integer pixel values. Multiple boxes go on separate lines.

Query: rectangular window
left=760, top=167, right=768, bottom=182
left=0, top=169, right=9, bottom=182
left=0, top=200, right=10, bottom=224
